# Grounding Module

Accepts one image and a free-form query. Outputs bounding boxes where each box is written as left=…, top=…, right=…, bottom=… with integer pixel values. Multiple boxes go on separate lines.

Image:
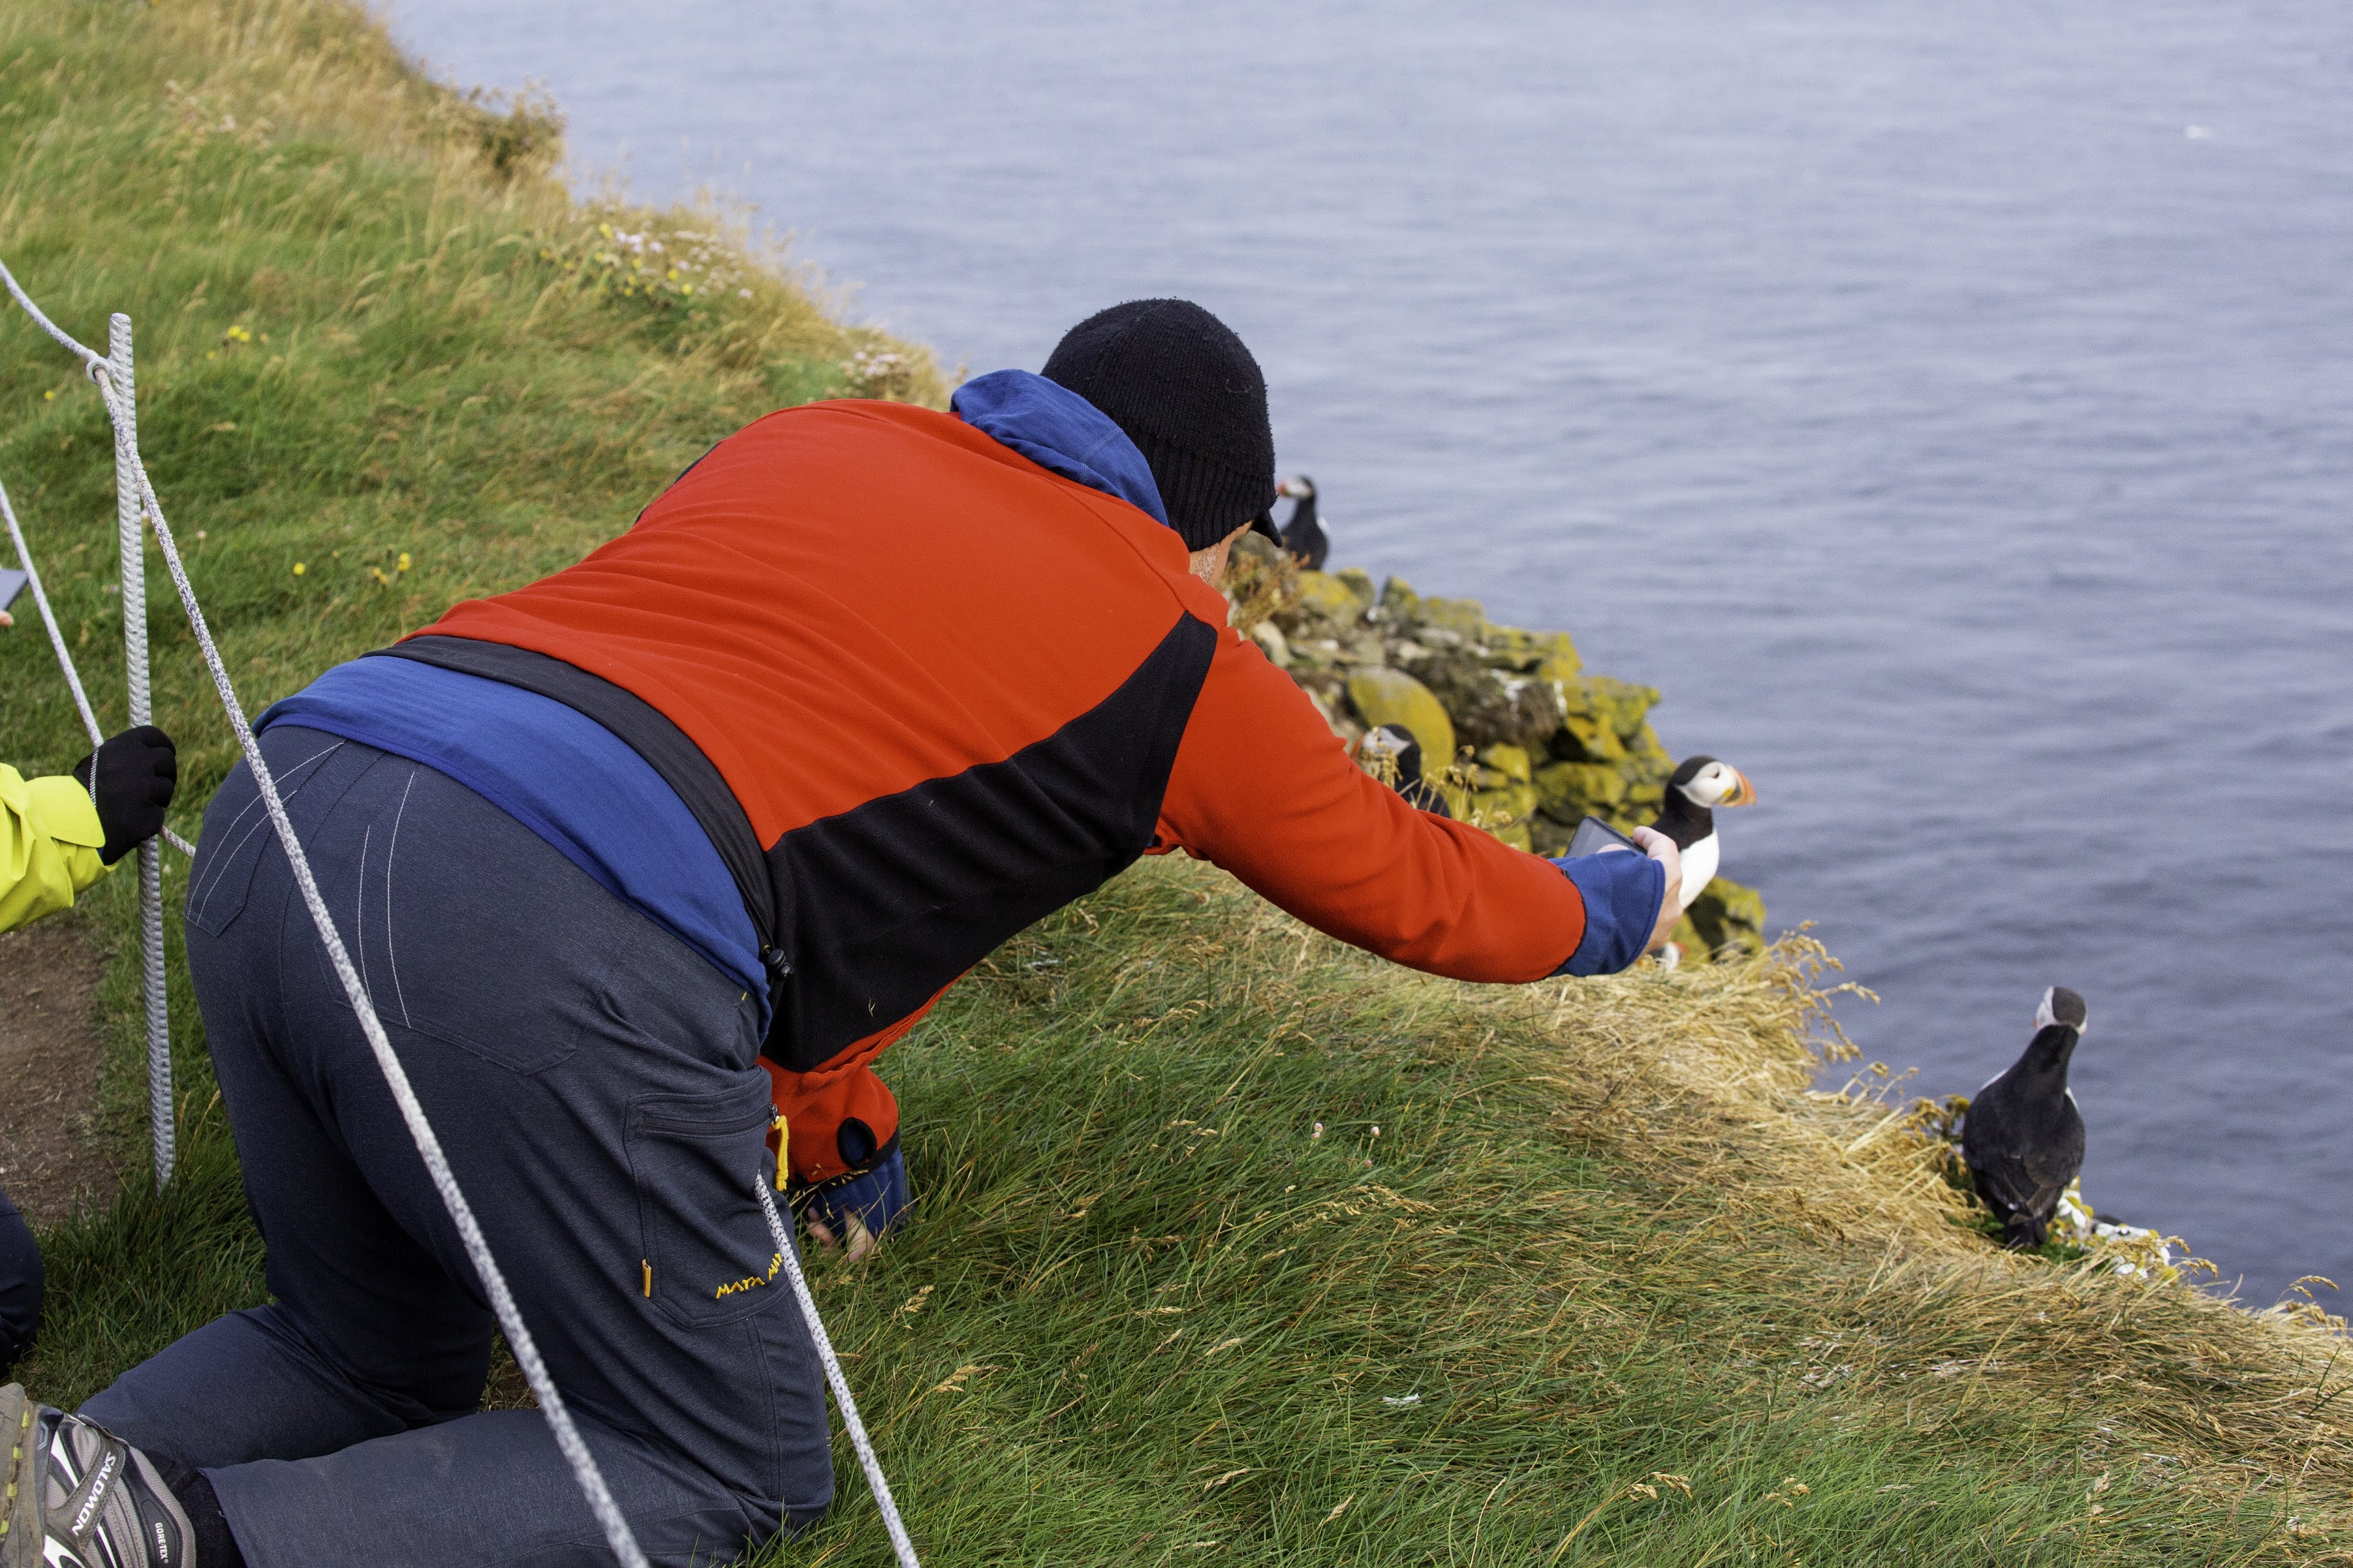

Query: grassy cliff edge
left=3, top=3, right=2348, bottom=1563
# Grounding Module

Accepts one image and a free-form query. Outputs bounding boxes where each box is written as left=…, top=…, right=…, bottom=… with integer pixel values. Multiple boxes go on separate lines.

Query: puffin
left=1645, top=755, right=1755, bottom=913
left=1275, top=475, right=1329, bottom=569
left=1358, top=724, right=1449, bottom=817
left=1961, top=987, right=2091, bottom=1249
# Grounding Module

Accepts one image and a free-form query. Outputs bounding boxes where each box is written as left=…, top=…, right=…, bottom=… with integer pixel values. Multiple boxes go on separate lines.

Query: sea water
left=388, top=0, right=2353, bottom=1305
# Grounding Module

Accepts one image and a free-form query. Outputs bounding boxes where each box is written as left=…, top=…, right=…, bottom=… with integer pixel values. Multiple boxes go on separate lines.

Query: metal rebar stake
left=110, top=314, right=173, bottom=1189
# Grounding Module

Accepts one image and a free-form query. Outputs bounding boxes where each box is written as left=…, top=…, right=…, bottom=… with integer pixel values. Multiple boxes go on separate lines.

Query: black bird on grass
left=1646, top=755, right=1755, bottom=915
left=1275, top=474, right=1329, bottom=569
left=1962, top=987, right=2090, bottom=1248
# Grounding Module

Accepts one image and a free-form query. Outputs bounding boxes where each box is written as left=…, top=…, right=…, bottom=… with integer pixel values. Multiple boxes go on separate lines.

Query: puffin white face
left=1676, top=759, right=1755, bottom=809
left=1277, top=476, right=1315, bottom=501
left=2034, top=986, right=2090, bottom=1035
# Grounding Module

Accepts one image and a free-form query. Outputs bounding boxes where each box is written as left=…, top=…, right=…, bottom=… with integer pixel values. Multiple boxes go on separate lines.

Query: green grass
left=743, top=888, right=2353, bottom=1565
left=5, top=3, right=2351, bottom=1563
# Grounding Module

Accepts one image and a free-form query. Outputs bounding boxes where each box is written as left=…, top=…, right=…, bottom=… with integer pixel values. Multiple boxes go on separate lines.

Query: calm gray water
left=389, top=1, right=2353, bottom=1305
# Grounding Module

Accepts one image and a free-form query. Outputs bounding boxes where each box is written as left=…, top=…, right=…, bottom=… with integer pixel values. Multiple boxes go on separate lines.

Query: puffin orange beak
left=1720, top=769, right=1756, bottom=807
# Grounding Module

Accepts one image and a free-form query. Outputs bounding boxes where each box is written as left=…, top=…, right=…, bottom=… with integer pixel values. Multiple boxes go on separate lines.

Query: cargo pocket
left=628, top=1084, right=791, bottom=1331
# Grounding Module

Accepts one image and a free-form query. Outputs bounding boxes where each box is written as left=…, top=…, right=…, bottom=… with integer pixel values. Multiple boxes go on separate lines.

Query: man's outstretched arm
left=1154, top=632, right=1669, bottom=982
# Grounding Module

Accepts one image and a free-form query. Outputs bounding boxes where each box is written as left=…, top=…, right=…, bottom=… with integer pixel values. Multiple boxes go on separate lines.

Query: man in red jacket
left=17, top=301, right=1676, bottom=1568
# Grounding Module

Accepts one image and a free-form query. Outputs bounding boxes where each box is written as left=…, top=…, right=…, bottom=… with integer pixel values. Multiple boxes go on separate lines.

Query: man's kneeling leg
left=80, top=739, right=834, bottom=1566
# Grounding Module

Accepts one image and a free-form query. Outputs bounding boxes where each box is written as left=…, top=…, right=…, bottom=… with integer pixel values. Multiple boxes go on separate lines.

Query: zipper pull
left=772, top=1111, right=790, bottom=1192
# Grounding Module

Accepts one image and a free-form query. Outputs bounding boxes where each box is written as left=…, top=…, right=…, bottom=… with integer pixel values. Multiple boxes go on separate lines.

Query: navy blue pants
left=0, top=1185, right=39, bottom=1379
left=84, top=729, right=833, bottom=1567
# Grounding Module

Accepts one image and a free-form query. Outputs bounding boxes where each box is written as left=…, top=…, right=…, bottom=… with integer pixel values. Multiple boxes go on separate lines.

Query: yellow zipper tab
left=641, top=1260, right=652, bottom=1298
left=773, top=1112, right=791, bottom=1191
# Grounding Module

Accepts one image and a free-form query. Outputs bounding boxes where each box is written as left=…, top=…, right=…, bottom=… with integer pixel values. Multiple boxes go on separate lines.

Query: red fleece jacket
left=412, top=400, right=1586, bottom=1181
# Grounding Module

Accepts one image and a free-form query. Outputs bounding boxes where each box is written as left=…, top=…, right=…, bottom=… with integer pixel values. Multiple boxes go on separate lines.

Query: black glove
left=70, top=725, right=178, bottom=864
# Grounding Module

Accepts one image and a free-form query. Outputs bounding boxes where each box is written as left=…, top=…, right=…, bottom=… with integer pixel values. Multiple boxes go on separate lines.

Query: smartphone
left=1566, top=815, right=1639, bottom=858
left=0, top=567, right=25, bottom=617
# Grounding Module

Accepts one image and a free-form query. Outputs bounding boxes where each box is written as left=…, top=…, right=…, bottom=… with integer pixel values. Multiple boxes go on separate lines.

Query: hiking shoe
left=1, top=1383, right=196, bottom=1568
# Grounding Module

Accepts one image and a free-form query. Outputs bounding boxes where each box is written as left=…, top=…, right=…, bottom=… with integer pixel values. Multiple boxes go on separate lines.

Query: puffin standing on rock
left=1275, top=474, right=1329, bottom=569
left=1358, top=724, right=1450, bottom=816
left=1962, top=987, right=2091, bottom=1249
left=1646, top=755, right=1755, bottom=914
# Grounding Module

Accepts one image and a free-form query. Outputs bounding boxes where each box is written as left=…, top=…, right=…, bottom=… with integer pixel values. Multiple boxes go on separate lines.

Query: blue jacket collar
left=951, top=369, right=1168, bottom=527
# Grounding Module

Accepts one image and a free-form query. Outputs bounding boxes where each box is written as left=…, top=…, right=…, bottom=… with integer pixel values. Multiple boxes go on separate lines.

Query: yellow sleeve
left=0, top=764, right=111, bottom=934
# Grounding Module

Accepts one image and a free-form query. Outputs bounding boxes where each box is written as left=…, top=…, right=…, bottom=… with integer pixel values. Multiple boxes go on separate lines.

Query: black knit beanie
left=1042, top=299, right=1277, bottom=552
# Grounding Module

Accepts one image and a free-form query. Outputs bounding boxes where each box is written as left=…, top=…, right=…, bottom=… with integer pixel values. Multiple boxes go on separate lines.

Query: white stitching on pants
left=191, top=738, right=343, bottom=911
left=356, top=822, right=373, bottom=1007
left=385, top=767, right=416, bottom=1029
left=191, top=739, right=345, bottom=918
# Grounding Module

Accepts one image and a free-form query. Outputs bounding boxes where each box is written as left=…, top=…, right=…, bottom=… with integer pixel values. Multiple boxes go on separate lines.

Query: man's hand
left=1629, top=825, right=1683, bottom=952
left=803, top=1211, right=878, bottom=1263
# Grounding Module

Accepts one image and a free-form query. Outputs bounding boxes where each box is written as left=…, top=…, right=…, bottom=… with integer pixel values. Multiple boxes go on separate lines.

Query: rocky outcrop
left=1226, top=534, right=1766, bottom=958
left=1342, top=667, right=1455, bottom=767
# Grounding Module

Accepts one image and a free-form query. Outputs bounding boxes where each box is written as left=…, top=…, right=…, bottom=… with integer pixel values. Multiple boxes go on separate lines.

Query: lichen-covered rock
left=1531, top=650, right=1582, bottom=698
left=1483, top=626, right=1582, bottom=678
left=1676, top=877, right=1768, bottom=958
left=1469, top=779, right=1539, bottom=824
left=1371, top=574, right=1497, bottom=646
left=1582, top=674, right=1661, bottom=741
left=1470, top=811, right=1535, bottom=852
left=1477, top=743, right=1533, bottom=784
left=1551, top=672, right=1665, bottom=767
left=1551, top=707, right=1628, bottom=765
left=1289, top=569, right=1368, bottom=628
left=1345, top=666, right=1455, bottom=765
left=1535, top=759, right=1626, bottom=823
left=1622, top=721, right=1676, bottom=817
left=1331, top=566, right=1377, bottom=612
left=1419, top=595, right=1488, bottom=641
left=1418, top=653, right=1562, bottom=752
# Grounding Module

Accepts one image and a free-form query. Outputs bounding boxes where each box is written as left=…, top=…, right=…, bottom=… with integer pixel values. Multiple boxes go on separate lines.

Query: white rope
left=1, top=475, right=105, bottom=753
left=1, top=475, right=196, bottom=859
left=753, top=1177, right=921, bottom=1567
left=0, top=253, right=102, bottom=368
left=78, top=361, right=653, bottom=1568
